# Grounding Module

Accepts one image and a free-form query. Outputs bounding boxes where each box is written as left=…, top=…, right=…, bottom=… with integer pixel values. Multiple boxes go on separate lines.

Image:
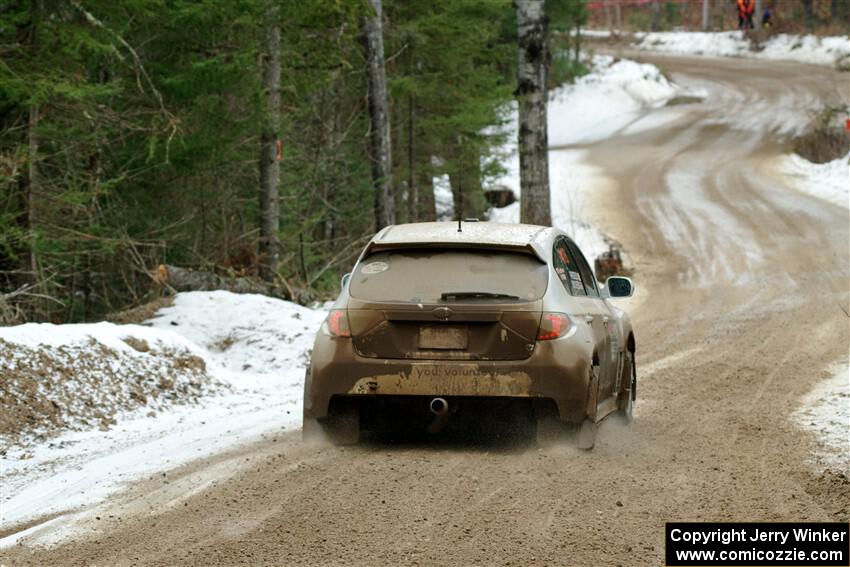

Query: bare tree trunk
left=754, top=0, right=762, bottom=28
left=420, top=169, right=436, bottom=222
left=258, top=2, right=281, bottom=282
left=407, top=95, right=417, bottom=222
left=364, top=0, right=395, bottom=230
left=802, top=0, right=815, bottom=29
left=605, top=0, right=613, bottom=33
left=832, top=0, right=850, bottom=25
left=615, top=0, right=622, bottom=32
left=516, top=0, right=551, bottom=226
left=702, top=0, right=710, bottom=30
left=26, top=106, right=39, bottom=280
left=650, top=0, right=661, bottom=31
left=26, top=0, right=43, bottom=284
left=573, top=23, right=582, bottom=64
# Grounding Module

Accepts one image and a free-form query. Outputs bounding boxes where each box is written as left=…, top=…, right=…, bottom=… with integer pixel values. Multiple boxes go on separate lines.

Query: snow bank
left=794, top=362, right=850, bottom=473
left=147, top=291, right=322, bottom=391
left=0, top=323, right=223, bottom=449
left=632, top=31, right=850, bottom=67
left=548, top=55, right=682, bottom=146
left=774, top=151, right=850, bottom=209
left=483, top=55, right=680, bottom=265
left=0, top=291, right=327, bottom=538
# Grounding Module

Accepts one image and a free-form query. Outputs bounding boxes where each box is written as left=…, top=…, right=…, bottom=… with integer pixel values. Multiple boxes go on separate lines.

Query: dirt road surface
left=3, top=55, right=848, bottom=566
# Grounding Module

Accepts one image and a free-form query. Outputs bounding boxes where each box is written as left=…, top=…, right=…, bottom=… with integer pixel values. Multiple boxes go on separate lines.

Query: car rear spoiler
left=358, top=241, right=547, bottom=264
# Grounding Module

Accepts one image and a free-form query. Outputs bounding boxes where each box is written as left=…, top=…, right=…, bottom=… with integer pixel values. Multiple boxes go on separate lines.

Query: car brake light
left=327, top=309, right=351, bottom=338
left=537, top=312, right=571, bottom=340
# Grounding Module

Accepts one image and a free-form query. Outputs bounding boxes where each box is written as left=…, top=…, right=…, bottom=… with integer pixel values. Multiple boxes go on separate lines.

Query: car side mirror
left=341, top=272, right=351, bottom=289
left=606, top=276, right=634, bottom=298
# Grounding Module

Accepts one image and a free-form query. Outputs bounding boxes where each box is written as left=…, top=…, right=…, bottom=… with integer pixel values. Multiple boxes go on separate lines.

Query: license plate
left=418, top=326, right=468, bottom=350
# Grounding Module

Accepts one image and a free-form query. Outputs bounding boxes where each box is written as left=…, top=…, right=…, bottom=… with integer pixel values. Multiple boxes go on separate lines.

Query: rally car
left=303, top=221, right=636, bottom=448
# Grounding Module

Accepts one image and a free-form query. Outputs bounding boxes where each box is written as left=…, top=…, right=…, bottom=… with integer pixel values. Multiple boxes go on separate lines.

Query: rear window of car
left=350, top=249, right=548, bottom=303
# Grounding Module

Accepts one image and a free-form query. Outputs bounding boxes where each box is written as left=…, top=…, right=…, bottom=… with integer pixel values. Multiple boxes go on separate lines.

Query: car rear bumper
left=304, top=335, right=594, bottom=424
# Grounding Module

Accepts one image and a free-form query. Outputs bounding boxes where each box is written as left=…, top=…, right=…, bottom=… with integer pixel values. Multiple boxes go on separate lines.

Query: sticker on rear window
left=361, top=261, right=389, bottom=275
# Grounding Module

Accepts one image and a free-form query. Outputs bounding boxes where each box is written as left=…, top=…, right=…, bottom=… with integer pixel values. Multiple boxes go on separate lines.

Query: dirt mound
left=0, top=335, right=225, bottom=451
left=793, top=105, right=850, bottom=163
left=794, top=126, right=850, bottom=163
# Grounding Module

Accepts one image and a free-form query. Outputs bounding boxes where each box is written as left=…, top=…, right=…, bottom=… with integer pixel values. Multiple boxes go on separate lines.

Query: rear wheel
left=576, top=418, right=597, bottom=450
left=303, top=401, right=360, bottom=446
left=617, top=351, right=636, bottom=422
left=575, top=364, right=600, bottom=450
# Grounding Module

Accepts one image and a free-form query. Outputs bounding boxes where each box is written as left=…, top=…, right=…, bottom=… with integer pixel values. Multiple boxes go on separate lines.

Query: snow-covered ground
left=631, top=31, right=850, bottom=68
left=773, top=151, right=850, bottom=209
left=480, top=55, right=690, bottom=264
left=0, top=291, right=326, bottom=546
left=794, top=362, right=850, bottom=473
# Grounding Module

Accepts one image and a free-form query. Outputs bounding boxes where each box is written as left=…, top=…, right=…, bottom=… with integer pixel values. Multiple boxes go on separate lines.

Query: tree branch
left=69, top=0, right=178, bottom=157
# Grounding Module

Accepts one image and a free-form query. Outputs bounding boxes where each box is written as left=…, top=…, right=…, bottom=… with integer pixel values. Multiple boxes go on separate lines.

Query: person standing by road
left=762, top=5, right=772, bottom=27
left=745, top=0, right=756, bottom=28
left=737, top=0, right=755, bottom=29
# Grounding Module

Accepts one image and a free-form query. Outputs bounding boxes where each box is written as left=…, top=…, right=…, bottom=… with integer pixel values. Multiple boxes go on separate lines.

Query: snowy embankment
left=778, top=150, right=849, bottom=471
left=0, top=291, right=325, bottom=544
left=480, top=55, right=691, bottom=264
left=773, top=151, right=850, bottom=209
left=794, top=362, right=850, bottom=473
left=626, top=31, right=850, bottom=68
left=0, top=323, right=222, bottom=449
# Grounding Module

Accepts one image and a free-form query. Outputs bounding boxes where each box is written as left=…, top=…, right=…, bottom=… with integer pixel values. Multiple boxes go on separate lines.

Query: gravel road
left=3, top=55, right=848, bottom=567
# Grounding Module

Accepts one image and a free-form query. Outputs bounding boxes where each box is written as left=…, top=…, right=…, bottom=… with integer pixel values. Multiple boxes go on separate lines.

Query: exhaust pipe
left=429, top=397, right=448, bottom=415
left=427, top=397, right=449, bottom=434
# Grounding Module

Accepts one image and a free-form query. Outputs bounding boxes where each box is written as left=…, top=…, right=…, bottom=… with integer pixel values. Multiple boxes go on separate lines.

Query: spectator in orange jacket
left=745, top=0, right=756, bottom=28
left=737, top=0, right=755, bottom=29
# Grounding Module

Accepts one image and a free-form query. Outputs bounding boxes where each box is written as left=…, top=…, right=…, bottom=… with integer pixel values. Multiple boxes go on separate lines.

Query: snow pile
left=0, top=323, right=223, bottom=449
left=632, top=31, right=850, bottom=67
left=580, top=30, right=614, bottom=39
left=0, top=291, right=327, bottom=539
left=794, top=362, right=850, bottom=473
left=483, top=55, right=681, bottom=264
left=548, top=55, right=681, bottom=146
left=774, top=151, right=850, bottom=209
left=147, top=291, right=322, bottom=390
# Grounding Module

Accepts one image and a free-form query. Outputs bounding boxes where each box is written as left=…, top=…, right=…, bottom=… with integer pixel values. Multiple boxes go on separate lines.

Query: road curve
left=3, top=55, right=849, bottom=566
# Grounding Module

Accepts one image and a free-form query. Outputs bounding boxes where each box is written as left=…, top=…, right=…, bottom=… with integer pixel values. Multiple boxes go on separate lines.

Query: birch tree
left=258, top=2, right=281, bottom=281
left=516, top=0, right=551, bottom=226
left=702, top=0, right=710, bottom=30
left=364, top=0, right=395, bottom=230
